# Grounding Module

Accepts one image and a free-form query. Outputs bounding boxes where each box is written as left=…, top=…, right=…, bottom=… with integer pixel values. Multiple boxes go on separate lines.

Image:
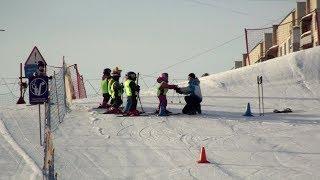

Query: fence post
left=74, top=64, right=81, bottom=99
left=80, top=75, right=87, bottom=98
left=62, top=57, right=68, bottom=111
left=315, top=10, right=320, bottom=46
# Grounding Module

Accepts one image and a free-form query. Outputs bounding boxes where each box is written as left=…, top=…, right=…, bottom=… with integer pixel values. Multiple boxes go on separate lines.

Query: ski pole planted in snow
left=257, top=76, right=264, bottom=116
left=136, top=73, right=145, bottom=113
left=260, top=76, right=264, bottom=116
left=257, top=76, right=261, bottom=116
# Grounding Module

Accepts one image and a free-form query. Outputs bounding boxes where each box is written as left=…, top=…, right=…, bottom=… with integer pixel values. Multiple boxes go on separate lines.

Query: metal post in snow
left=258, top=76, right=260, bottom=114
left=39, top=104, right=43, bottom=146
left=261, top=76, right=265, bottom=116
left=136, top=73, right=145, bottom=113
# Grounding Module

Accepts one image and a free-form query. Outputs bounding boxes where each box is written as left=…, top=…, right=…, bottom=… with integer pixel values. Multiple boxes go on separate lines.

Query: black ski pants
left=182, top=95, right=202, bottom=114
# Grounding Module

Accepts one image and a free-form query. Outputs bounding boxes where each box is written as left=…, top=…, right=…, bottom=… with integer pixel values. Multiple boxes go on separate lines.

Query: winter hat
left=103, top=68, right=111, bottom=75
left=157, top=76, right=164, bottom=83
left=126, top=71, right=136, bottom=80
left=188, top=73, right=196, bottom=79
left=161, top=73, right=168, bottom=82
left=112, top=67, right=122, bottom=76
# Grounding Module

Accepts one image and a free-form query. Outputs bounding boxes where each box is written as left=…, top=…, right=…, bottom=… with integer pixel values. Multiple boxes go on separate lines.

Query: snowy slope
left=1, top=47, right=320, bottom=179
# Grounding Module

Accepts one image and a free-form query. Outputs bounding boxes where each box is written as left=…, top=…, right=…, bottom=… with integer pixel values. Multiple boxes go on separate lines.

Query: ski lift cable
left=182, top=0, right=277, bottom=23
left=146, top=11, right=286, bottom=78
left=147, top=34, right=244, bottom=76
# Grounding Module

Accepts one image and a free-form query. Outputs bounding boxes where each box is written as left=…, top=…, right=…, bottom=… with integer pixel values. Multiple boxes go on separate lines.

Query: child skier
left=98, top=68, right=112, bottom=108
left=105, top=67, right=123, bottom=114
left=156, top=73, right=177, bottom=116
left=123, top=71, right=140, bottom=116
left=175, top=73, right=202, bottom=115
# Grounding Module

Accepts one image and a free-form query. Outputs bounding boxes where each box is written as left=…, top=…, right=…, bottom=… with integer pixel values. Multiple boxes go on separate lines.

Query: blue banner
left=25, top=64, right=38, bottom=78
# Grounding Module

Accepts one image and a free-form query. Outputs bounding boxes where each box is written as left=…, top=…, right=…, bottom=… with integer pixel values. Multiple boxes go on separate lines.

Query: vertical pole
left=257, top=76, right=261, bottom=116
left=121, top=77, right=125, bottom=108
left=20, top=63, right=23, bottom=98
left=174, top=79, right=182, bottom=103
left=315, top=10, right=320, bottom=46
left=62, top=56, right=68, bottom=111
left=80, top=75, right=87, bottom=98
left=75, top=64, right=81, bottom=99
left=261, top=76, right=265, bottom=116
left=39, top=104, right=43, bottom=146
left=245, top=28, right=251, bottom=65
left=136, top=73, right=145, bottom=113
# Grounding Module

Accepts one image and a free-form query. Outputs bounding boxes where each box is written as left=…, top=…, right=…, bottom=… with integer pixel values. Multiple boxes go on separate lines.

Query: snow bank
left=199, top=47, right=320, bottom=110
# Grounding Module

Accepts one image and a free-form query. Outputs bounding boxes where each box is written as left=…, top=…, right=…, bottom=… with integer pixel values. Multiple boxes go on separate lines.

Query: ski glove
left=175, top=88, right=183, bottom=94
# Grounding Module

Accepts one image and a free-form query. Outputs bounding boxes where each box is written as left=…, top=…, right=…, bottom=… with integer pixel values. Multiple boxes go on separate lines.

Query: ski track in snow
left=0, top=113, right=42, bottom=180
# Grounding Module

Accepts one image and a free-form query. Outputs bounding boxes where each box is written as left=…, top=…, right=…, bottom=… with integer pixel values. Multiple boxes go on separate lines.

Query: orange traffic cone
left=197, top=146, right=210, bottom=163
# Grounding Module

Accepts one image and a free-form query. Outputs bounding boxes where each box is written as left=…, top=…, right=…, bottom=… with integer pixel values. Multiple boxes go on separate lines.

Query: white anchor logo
left=30, top=78, right=47, bottom=96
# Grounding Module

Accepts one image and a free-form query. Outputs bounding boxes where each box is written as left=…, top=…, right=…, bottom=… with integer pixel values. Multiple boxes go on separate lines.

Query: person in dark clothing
left=175, top=73, right=202, bottom=115
left=123, top=71, right=140, bottom=116
left=98, top=68, right=112, bottom=108
left=105, top=67, right=123, bottom=114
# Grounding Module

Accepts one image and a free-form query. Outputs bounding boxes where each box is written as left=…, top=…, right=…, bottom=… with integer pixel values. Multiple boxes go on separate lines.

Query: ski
left=116, top=112, right=181, bottom=118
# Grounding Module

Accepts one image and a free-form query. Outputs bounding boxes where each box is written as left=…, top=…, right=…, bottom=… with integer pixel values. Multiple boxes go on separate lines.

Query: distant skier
left=156, top=73, right=177, bottom=116
left=123, top=71, right=140, bottom=116
left=175, top=73, right=202, bottom=115
left=105, top=67, right=123, bottom=114
left=98, top=68, right=112, bottom=108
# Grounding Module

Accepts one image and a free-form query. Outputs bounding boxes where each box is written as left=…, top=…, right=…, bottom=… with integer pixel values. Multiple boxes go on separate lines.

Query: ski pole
left=121, top=77, right=125, bottom=108
left=171, top=88, right=174, bottom=104
left=257, top=76, right=261, bottom=116
left=173, top=79, right=182, bottom=103
left=136, top=73, right=145, bottom=113
left=260, top=76, right=264, bottom=116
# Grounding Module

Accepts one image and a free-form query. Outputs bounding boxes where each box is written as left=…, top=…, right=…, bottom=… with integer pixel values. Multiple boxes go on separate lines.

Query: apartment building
left=300, top=0, right=320, bottom=49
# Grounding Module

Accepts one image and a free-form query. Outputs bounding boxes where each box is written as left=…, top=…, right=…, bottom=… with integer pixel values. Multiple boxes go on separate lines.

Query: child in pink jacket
left=157, top=73, right=178, bottom=116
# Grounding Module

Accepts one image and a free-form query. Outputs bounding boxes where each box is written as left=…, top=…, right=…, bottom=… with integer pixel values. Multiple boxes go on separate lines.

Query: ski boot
left=158, top=106, right=168, bottom=116
left=98, top=103, right=111, bottom=109
left=128, top=109, right=140, bottom=116
left=104, top=107, right=123, bottom=114
left=195, top=104, right=202, bottom=114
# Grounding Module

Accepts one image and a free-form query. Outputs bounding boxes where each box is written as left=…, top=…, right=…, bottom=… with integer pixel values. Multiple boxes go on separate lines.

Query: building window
left=301, top=14, right=312, bottom=34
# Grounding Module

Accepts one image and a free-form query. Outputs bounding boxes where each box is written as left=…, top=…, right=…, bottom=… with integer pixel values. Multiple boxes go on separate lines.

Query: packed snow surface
left=1, top=47, right=320, bottom=179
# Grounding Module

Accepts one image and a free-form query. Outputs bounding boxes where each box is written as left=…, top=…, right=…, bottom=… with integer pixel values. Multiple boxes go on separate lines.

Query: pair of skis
left=257, top=76, right=264, bottom=116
